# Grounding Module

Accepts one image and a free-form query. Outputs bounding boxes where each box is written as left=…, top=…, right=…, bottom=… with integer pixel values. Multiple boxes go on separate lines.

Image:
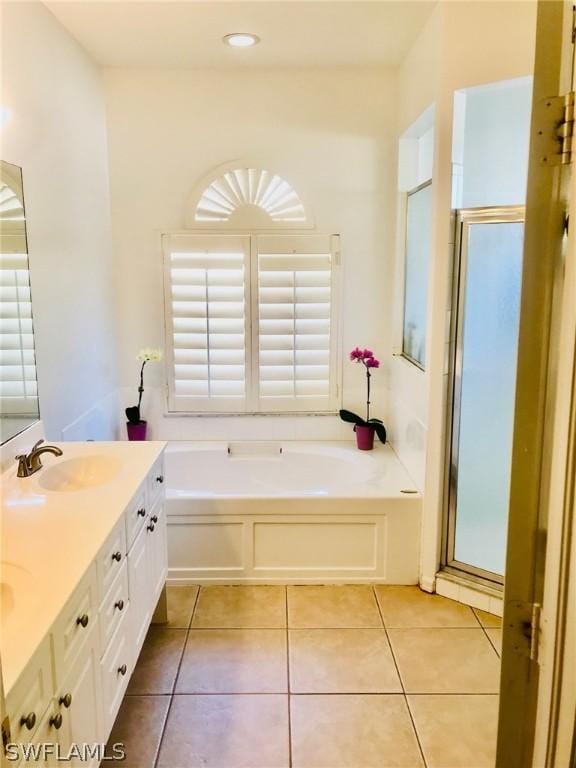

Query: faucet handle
left=15, top=455, right=31, bottom=478
left=31, top=439, right=44, bottom=452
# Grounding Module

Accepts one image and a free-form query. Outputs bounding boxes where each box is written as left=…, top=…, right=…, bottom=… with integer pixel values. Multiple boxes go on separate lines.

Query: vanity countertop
left=0, top=440, right=166, bottom=695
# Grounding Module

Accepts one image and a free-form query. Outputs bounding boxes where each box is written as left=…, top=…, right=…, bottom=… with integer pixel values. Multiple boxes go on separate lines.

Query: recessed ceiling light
left=223, top=33, right=260, bottom=48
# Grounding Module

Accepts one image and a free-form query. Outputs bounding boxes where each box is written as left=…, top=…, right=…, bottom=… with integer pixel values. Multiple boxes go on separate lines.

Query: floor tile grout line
left=372, top=586, right=429, bottom=768
left=188, top=585, right=201, bottom=630
left=153, top=587, right=201, bottom=768
left=285, top=586, right=293, bottom=768
left=480, top=624, right=501, bottom=658
left=470, top=606, right=502, bottom=660
left=160, top=690, right=500, bottom=697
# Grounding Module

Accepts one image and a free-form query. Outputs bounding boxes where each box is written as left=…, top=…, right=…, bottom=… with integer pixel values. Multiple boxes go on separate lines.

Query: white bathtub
left=165, top=441, right=422, bottom=585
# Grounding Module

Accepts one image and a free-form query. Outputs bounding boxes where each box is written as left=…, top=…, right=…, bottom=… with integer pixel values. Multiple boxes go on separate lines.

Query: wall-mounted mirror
left=0, top=161, right=40, bottom=444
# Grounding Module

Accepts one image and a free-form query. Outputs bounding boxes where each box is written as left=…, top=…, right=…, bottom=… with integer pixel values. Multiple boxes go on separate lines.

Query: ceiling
left=44, top=1, right=437, bottom=69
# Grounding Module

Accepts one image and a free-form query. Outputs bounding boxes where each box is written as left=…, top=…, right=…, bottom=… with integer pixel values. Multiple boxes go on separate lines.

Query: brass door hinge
left=536, top=92, right=575, bottom=166
left=508, top=601, right=542, bottom=663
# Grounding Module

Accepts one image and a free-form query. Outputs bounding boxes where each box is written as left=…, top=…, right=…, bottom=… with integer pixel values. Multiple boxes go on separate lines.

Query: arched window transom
left=195, top=168, right=307, bottom=225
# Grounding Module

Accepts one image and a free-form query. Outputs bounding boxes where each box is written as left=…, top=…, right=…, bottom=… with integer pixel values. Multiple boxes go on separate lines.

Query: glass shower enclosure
left=444, top=206, right=525, bottom=584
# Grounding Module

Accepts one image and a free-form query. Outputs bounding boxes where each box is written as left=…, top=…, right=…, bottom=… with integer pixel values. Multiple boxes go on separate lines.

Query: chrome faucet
left=16, top=440, right=63, bottom=478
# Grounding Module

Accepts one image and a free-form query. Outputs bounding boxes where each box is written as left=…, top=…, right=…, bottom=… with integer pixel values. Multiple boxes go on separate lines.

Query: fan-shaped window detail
left=195, top=169, right=307, bottom=224
left=0, top=181, right=25, bottom=221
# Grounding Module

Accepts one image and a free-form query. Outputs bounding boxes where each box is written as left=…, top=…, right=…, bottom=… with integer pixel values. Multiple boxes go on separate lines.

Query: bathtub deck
left=108, top=584, right=501, bottom=767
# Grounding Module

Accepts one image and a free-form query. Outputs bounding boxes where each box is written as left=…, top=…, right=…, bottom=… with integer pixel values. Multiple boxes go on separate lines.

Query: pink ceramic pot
left=355, top=424, right=375, bottom=451
left=127, top=420, right=147, bottom=441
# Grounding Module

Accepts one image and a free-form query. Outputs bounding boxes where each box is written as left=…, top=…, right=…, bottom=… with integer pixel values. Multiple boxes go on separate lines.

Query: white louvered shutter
left=255, top=234, right=339, bottom=412
left=0, top=251, right=38, bottom=413
left=163, top=234, right=251, bottom=412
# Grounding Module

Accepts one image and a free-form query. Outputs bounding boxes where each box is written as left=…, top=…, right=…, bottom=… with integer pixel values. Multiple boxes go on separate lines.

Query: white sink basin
left=38, top=454, right=121, bottom=492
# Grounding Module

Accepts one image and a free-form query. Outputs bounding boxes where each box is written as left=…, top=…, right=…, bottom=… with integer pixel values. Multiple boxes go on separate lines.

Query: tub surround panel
left=118, top=386, right=355, bottom=442
left=61, top=390, right=121, bottom=442
left=385, top=388, right=428, bottom=491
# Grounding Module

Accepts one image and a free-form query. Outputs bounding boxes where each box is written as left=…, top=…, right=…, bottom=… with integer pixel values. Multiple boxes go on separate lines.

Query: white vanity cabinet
left=4, top=451, right=166, bottom=765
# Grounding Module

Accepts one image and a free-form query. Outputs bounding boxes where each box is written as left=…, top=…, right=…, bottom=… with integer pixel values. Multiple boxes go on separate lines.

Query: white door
left=497, top=1, right=576, bottom=765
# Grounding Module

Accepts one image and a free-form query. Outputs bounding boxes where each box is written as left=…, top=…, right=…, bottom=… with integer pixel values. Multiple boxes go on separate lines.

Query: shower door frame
left=443, top=204, right=526, bottom=588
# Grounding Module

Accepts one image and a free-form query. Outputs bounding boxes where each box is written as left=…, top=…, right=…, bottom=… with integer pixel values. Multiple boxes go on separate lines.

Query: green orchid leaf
left=372, top=422, right=387, bottom=444
left=339, top=409, right=366, bottom=426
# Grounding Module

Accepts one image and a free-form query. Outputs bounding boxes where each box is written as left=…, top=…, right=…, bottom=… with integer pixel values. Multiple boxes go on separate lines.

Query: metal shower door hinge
left=536, top=91, right=575, bottom=166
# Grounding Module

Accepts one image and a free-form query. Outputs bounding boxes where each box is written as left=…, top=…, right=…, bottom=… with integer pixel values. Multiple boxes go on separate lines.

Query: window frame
left=162, top=231, right=341, bottom=415
left=401, top=179, right=433, bottom=371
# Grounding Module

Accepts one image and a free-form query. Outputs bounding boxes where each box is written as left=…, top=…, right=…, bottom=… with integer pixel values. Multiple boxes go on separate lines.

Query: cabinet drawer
left=6, top=635, right=54, bottom=746
left=147, top=456, right=164, bottom=506
left=100, top=609, right=132, bottom=734
left=96, top=517, right=127, bottom=604
left=99, top=562, right=129, bottom=656
left=52, top=564, right=98, bottom=682
left=125, top=485, right=147, bottom=551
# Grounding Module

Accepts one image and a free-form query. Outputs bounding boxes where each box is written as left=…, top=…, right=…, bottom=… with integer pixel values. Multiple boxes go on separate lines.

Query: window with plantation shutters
left=0, top=253, right=37, bottom=412
left=0, top=174, right=38, bottom=417
left=163, top=233, right=340, bottom=413
left=256, top=235, right=339, bottom=412
left=163, top=235, right=250, bottom=412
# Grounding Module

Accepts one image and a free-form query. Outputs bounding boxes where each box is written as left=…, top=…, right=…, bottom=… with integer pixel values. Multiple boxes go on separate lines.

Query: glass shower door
left=446, top=207, right=524, bottom=582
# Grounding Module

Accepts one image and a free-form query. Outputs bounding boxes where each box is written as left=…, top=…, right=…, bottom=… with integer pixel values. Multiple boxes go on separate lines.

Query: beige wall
left=103, top=68, right=397, bottom=440
left=1, top=2, right=118, bottom=441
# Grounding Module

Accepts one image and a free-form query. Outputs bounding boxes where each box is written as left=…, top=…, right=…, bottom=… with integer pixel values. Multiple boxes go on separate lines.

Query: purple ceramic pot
left=127, top=420, right=147, bottom=441
left=355, top=424, right=375, bottom=451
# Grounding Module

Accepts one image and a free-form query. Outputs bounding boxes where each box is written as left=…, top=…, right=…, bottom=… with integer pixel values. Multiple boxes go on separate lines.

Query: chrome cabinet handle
left=137, top=508, right=146, bottom=517
left=156, top=475, right=164, bottom=484
left=59, top=693, right=72, bottom=709
left=151, top=515, right=158, bottom=524
left=147, top=523, right=155, bottom=532
left=76, top=614, right=89, bottom=628
left=20, top=712, right=36, bottom=731
left=49, top=713, right=63, bottom=730
left=118, top=664, right=127, bottom=676
left=112, top=551, right=122, bottom=562
left=115, top=599, right=125, bottom=611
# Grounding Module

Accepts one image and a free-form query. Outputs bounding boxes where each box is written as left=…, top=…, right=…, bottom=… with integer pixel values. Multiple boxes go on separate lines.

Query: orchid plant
left=339, top=347, right=387, bottom=443
left=125, top=348, right=163, bottom=425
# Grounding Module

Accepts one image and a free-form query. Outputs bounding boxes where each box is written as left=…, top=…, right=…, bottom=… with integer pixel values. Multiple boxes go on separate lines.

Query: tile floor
left=106, top=584, right=502, bottom=768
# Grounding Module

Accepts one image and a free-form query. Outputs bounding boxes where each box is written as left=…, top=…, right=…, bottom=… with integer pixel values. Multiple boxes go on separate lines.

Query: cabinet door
left=15, top=704, right=61, bottom=767
left=57, top=627, right=103, bottom=768
left=148, top=502, right=167, bottom=604
left=99, top=611, right=132, bottom=738
left=128, top=521, right=152, bottom=656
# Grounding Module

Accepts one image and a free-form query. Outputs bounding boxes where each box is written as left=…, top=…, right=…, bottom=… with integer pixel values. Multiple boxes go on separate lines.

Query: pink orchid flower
left=365, top=357, right=380, bottom=368
left=349, top=347, right=364, bottom=361
left=362, top=349, right=374, bottom=359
